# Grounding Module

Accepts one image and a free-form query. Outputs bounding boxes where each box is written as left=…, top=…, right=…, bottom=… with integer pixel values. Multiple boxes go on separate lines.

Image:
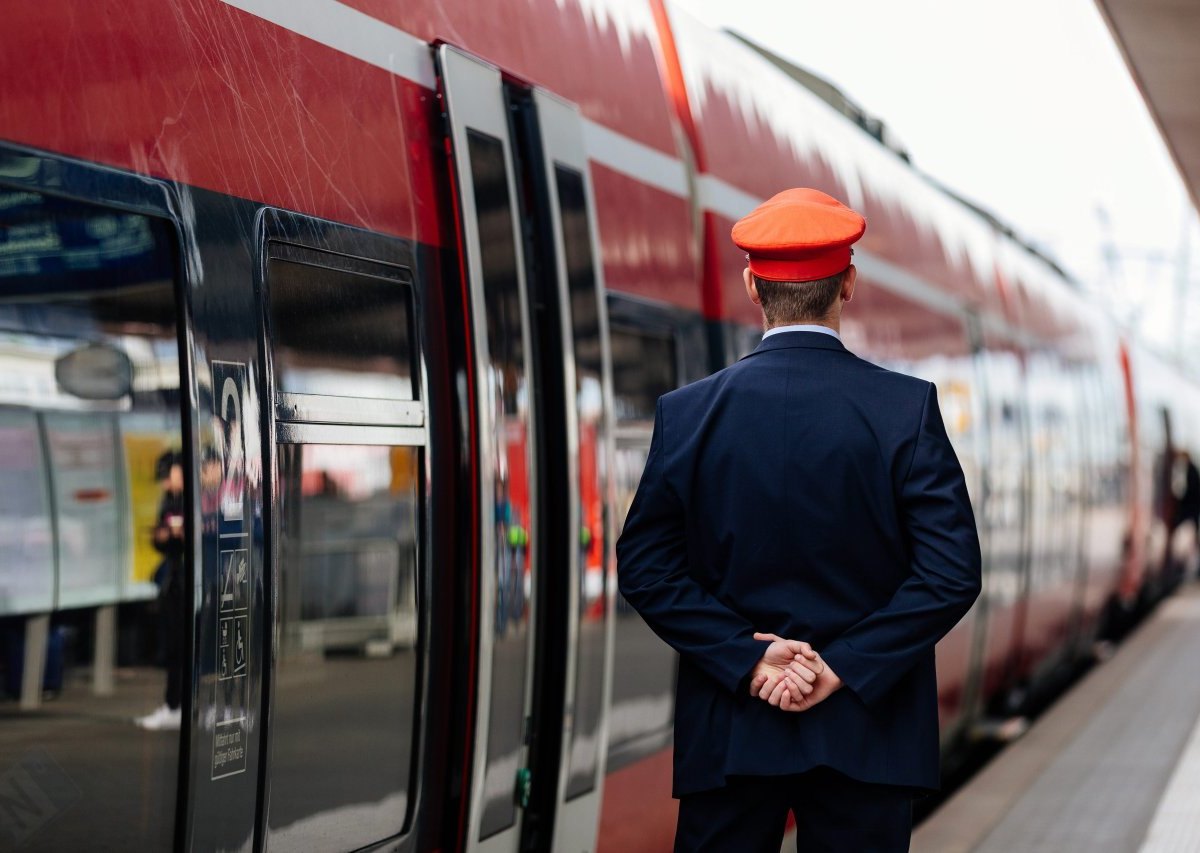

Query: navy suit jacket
left=616, top=331, right=982, bottom=797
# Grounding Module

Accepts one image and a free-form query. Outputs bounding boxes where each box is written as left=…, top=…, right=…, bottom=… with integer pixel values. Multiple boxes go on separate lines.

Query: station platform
left=913, top=581, right=1200, bottom=853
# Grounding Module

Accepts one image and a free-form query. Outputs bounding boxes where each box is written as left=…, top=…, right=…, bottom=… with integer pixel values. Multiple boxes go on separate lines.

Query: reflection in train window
left=467, top=128, right=537, bottom=839
left=610, top=327, right=676, bottom=425
left=268, top=250, right=415, bottom=402
left=556, top=165, right=606, bottom=799
left=268, top=443, right=420, bottom=851
left=0, top=189, right=183, bottom=849
left=607, top=325, right=679, bottom=770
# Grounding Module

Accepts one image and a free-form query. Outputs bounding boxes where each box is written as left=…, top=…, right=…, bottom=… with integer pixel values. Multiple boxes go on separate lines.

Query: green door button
left=515, top=767, right=532, bottom=809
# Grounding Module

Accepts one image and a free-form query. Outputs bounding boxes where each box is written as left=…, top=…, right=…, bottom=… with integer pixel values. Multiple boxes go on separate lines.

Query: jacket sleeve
left=616, top=398, right=770, bottom=694
left=820, top=383, right=982, bottom=707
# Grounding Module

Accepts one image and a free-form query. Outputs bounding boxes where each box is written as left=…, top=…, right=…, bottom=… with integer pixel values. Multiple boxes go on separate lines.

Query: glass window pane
left=610, top=327, right=676, bottom=425
left=0, top=410, right=55, bottom=613
left=556, top=166, right=605, bottom=799
left=46, top=413, right=123, bottom=608
left=467, top=129, right=535, bottom=840
left=268, top=443, right=420, bottom=851
left=608, top=325, right=678, bottom=769
left=268, top=254, right=414, bottom=402
left=0, top=189, right=182, bottom=849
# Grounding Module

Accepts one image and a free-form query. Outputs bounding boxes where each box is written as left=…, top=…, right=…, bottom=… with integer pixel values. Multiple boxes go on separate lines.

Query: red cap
left=731, top=188, right=866, bottom=282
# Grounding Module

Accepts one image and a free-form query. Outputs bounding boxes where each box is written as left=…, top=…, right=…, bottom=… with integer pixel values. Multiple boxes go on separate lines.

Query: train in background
left=0, top=0, right=1198, bottom=850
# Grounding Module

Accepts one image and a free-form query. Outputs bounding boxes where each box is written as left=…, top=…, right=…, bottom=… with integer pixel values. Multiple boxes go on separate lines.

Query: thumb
left=753, top=632, right=782, bottom=643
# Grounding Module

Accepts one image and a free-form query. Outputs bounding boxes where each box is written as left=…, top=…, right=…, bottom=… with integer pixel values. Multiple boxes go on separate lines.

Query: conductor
left=616, top=189, right=982, bottom=851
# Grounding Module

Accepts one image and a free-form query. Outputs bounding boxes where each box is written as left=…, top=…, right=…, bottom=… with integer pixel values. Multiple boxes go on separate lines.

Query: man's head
left=731, top=188, right=865, bottom=330
left=743, top=264, right=857, bottom=328
left=156, top=449, right=184, bottom=495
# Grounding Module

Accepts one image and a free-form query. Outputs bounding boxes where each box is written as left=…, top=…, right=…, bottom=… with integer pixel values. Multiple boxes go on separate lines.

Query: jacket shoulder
left=847, top=354, right=933, bottom=399
left=658, top=360, right=744, bottom=412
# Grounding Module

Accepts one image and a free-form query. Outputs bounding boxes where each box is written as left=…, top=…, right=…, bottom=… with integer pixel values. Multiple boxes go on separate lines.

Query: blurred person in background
left=136, top=449, right=185, bottom=731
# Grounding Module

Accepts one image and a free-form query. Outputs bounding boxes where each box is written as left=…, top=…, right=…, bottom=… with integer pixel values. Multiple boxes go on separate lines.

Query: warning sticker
left=219, top=548, right=249, bottom=614
left=211, top=718, right=247, bottom=780
left=210, top=361, right=251, bottom=782
left=217, top=615, right=248, bottom=681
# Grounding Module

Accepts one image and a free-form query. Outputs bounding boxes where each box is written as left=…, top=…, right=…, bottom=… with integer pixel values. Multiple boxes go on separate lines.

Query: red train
left=0, top=1, right=1197, bottom=850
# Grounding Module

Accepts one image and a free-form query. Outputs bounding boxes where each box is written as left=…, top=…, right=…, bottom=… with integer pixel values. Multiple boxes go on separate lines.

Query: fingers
left=787, top=661, right=817, bottom=683
left=785, top=640, right=819, bottom=660
left=782, top=675, right=809, bottom=710
left=753, top=631, right=821, bottom=663
left=789, top=658, right=822, bottom=680
left=793, top=651, right=824, bottom=675
left=758, top=673, right=778, bottom=701
left=751, top=668, right=817, bottom=711
left=767, top=677, right=789, bottom=707
left=785, top=671, right=813, bottom=697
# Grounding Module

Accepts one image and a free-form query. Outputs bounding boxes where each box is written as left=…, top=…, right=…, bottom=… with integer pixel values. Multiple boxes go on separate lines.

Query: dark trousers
left=675, top=767, right=913, bottom=852
left=161, top=565, right=183, bottom=711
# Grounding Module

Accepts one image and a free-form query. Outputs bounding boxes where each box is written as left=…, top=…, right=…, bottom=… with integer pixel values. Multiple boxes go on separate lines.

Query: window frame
left=254, top=208, right=431, bottom=851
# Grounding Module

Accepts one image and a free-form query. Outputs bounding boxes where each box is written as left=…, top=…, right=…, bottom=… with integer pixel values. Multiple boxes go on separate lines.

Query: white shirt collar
left=762, top=323, right=841, bottom=342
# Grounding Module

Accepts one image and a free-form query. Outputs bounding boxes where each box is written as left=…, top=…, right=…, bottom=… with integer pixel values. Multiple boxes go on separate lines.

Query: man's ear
left=744, top=267, right=761, bottom=306
left=842, top=265, right=857, bottom=303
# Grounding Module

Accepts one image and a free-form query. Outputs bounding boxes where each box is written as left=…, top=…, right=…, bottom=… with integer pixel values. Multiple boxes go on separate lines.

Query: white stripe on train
left=220, top=0, right=1027, bottom=338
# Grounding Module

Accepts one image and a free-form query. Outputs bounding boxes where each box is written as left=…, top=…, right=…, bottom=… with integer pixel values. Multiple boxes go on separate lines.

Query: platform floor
left=914, top=581, right=1200, bottom=853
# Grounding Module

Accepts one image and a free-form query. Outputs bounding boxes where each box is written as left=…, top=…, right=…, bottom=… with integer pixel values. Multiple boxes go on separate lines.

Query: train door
left=516, top=90, right=617, bottom=851
left=438, top=46, right=615, bottom=852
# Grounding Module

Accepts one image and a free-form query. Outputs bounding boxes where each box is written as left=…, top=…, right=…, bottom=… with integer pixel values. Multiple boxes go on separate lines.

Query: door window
left=263, top=244, right=424, bottom=852
left=555, top=165, right=609, bottom=799
left=466, top=127, right=538, bottom=840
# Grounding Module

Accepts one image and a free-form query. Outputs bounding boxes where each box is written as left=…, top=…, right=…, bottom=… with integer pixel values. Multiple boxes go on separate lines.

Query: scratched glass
left=0, top=189, right=183, bottom=850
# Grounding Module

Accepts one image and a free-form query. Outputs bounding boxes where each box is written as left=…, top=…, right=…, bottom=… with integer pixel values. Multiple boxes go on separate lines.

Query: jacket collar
left=743, top=330, right=849, bottom=359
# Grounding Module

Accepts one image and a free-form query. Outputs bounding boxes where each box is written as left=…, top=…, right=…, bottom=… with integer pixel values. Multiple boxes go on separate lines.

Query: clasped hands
left=748, top=632, right=843, bottom=712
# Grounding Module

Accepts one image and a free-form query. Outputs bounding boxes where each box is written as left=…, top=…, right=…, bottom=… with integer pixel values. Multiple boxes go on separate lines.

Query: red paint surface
left=590, top=163, right=700, bottom=310
left=1, top=0, right=445, bottom=245
left=597, top=750, right=676, bottom=853
left=339, top=0, right=678, bottom=156
left=705, top=211, right=741, bottom=323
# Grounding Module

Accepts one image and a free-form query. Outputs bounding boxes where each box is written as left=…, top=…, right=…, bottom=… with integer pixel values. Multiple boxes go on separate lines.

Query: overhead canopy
left=1097, top=0, right=1200, bottom=211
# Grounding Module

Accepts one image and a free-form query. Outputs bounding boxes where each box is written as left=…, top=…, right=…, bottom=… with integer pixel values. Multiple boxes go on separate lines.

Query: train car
left=0, top=1, right=1196, bottom=851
